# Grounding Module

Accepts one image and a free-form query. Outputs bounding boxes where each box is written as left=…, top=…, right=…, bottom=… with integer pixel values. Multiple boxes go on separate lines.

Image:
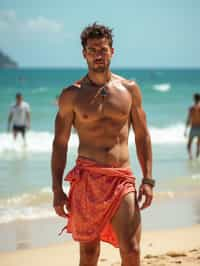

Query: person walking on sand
left=185, top=93, right=200, bottom=160
left=8, top=92, right=31, bottom=142
left=51, top=23, right=154, bottom=266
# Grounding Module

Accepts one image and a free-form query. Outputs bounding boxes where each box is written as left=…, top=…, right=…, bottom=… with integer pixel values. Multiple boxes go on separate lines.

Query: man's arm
left=26, top=110, right=31, bottom=129
left=51, top=87, right=75, bottom=217
left=129, top=82, right=153, bottom=210
left=7, top=110, right=13, bottom=131
left=184, top=108, right=191, bottom=137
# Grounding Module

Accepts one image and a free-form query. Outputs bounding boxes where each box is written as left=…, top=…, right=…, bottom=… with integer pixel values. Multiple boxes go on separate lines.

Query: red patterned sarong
left=64, top=156, right=136, bottom=248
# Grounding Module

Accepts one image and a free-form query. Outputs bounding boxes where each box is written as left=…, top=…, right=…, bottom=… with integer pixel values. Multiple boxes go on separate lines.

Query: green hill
left=0, top=50, right=18, bottom=68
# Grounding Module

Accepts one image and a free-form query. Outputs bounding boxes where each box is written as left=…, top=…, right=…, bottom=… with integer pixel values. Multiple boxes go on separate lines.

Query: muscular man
left=51, top=23, right=154, bottom=266
left=8, top=93, right=31, bottom=141
left=185, top=93, right=200, bottom=159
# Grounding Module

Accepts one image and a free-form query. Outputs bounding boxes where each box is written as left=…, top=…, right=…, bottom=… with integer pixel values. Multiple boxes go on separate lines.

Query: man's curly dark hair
left=81, top=23, right=113, bottom=49
left=194, top=93, right=200, bottom=103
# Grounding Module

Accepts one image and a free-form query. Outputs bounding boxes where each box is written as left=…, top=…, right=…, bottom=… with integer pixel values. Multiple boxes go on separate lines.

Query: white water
left=1, top=186, right=199, bottom=224
left=0, top=124, right=186, bottom=155
left=152, top=83, right=171, bottom=92
left=0, top=186, right=70, bottom=223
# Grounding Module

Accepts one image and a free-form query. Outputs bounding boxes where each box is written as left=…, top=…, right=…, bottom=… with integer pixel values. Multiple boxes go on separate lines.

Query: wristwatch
left=142, top=178, right=156, bottom=188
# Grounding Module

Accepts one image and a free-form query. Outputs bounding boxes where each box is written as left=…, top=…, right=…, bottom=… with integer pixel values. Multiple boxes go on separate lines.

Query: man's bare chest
left=74, top=85, right=132, bottom=122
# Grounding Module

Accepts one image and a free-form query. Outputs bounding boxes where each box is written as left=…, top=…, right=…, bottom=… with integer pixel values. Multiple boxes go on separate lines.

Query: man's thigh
left=111, top=192, right=141, bottom=247
left=13, top=125, right=26, bottom=137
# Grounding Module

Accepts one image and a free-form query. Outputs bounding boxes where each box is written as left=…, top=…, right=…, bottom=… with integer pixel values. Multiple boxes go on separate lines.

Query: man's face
left=16, top=95, right=22, bottom=105
left=83, top=38, right=114, bottom=73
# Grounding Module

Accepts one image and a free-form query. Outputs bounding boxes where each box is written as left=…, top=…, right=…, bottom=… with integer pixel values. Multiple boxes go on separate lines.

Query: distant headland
left=0, top=50, right=18, bottom=68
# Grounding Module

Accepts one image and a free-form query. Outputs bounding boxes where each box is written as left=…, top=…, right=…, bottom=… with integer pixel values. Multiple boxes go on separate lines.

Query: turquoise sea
left=0, top=68, right=200, bottom=250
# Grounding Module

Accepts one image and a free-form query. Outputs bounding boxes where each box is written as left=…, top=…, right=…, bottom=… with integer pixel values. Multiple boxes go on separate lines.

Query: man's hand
left=53, top=190, right=69, bottom=218
left=138, top=183, right=153, bottom=210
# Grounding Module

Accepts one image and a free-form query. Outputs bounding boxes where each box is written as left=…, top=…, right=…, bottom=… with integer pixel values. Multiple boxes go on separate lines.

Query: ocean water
left=0, top=68, right=200, bottom=226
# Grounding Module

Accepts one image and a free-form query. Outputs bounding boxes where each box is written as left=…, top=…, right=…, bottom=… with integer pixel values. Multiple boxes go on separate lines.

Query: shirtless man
left=185, top=93, right=200, bottom=159
left=51, top=23, right=154, bottom=266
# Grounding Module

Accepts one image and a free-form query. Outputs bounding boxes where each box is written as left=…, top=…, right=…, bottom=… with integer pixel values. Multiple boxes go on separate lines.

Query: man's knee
left=120, top=238, right=140, bottom=256
left=80, top=243, right=100, bottom=263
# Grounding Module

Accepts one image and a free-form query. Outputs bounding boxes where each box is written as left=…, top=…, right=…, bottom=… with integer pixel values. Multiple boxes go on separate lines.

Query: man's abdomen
left=78, top=140, right=130, bottom=168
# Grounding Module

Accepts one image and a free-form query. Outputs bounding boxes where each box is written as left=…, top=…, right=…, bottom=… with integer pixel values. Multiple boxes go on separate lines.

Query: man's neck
left=87, top=70, right=112, bottom=86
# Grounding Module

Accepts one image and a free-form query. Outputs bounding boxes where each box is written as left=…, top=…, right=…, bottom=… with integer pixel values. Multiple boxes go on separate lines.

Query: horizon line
left=1, top=66, right=200, bottom=70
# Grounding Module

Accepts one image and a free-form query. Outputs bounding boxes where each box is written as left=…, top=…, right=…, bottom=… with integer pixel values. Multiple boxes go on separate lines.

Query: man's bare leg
left=21, top=131, right=27, bottom=146
left=79, top=240, right=100, bottom=266
left=13, top=130, right=17, bottom=140
left=111, top=192, right=141, bottom=266
left=187, top=137, right=194, bottom=160
left=196, top=137, right=200, bottom=158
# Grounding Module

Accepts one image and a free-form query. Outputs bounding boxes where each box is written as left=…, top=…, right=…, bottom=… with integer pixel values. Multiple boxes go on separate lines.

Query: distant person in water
left=8, top=93, right=31, bottom=142
left=184, top=93, right=200, bottom=159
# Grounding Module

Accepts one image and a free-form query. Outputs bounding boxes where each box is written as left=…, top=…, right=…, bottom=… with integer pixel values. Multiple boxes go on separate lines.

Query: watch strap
left=142, top=178, right=155, bottom=187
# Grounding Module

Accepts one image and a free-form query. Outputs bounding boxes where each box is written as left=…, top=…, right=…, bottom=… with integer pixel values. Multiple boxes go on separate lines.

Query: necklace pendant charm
left=100, top=87, right=107, bottom=97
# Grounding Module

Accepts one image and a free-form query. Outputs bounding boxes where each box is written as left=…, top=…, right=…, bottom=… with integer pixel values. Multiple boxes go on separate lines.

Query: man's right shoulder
left=9, top=103, right=16, bottom=111
left=60, top=83, right=79, bottom=97
left=60, top=77, right=85, bottom=99
left=59, top=81, right=82, bottom=111
left=189, top=105, right=195, bottom=112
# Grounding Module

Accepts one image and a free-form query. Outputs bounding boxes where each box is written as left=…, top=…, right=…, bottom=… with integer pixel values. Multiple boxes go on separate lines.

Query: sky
left=0, top=0, right=200, bottom=68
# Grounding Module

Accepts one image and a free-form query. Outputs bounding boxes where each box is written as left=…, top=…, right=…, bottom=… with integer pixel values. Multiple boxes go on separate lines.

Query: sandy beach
left=1, top=224, right=200, bottom=266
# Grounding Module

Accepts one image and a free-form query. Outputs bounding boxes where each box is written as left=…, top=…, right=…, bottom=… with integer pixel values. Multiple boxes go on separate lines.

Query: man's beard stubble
left=88, top=60, right=111, bottom=73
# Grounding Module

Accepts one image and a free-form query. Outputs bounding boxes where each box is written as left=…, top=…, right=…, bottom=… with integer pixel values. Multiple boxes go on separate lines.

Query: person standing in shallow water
left=8, top=92, right=31, bottom=143
left=185, top=93, right=200, bottom=160
left=51, top=23, right=154, bottom=266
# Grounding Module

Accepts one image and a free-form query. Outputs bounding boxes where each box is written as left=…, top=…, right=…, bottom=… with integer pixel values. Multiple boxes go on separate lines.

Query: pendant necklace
left=86, top=75, right=109, bottom=98
left=100, top=86, right=107, bottom=97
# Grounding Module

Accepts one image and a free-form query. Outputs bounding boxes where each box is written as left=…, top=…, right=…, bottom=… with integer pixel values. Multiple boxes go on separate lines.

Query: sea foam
left=0, top=206, right=56, bottom=224
left=149, top=123, right=185, bottom=144
left=0, top=185, right=71, bottom=223
left=153, top=83, right=171, bottom=92
left=1, top=185, right=199, bottom=224
left=0, top=124, right=186, bottom=155
left=0, top=131, right=78, bottom=155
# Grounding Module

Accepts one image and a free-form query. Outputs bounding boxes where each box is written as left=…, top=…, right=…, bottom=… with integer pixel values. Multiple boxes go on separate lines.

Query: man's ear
left=111, top=48, right=114, bottom=56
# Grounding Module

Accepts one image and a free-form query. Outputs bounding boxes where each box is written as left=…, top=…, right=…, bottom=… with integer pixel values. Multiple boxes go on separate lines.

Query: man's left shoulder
left=22, top=101, right=30, bottom=110
left=24, top=101, right=29, bottom=106
left=119, top=78, right=142, bottom=106
left=121, top=78, right=141, bottom=97
left=112, top=73, right=139, bottom=89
